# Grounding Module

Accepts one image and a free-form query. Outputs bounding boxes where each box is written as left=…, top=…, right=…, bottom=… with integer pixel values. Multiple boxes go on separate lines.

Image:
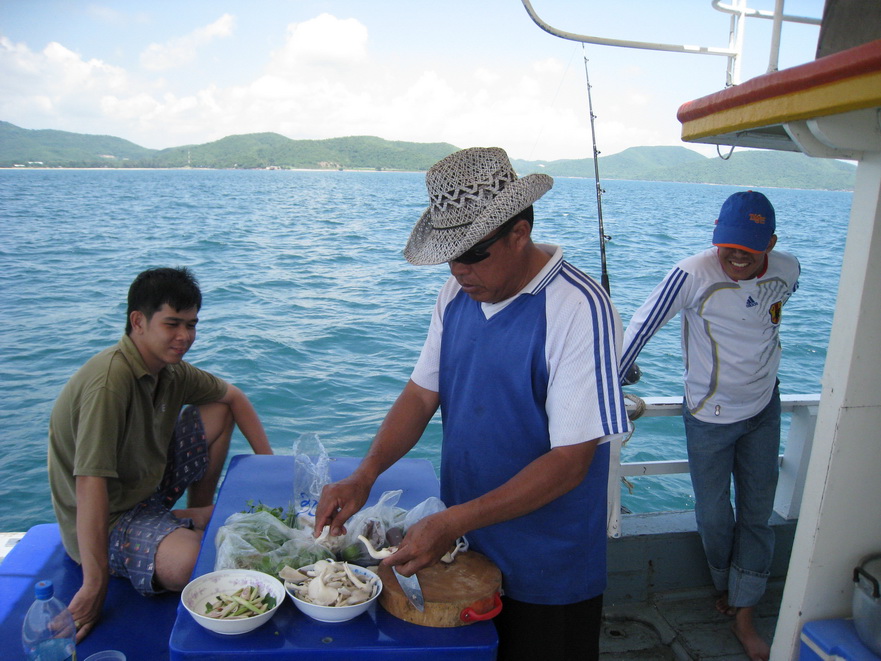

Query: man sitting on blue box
left=48, top=267, right=273, bottom=641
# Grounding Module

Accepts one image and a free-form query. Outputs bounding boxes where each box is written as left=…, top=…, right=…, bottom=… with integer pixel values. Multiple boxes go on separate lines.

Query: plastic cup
left=83, top=652, right=126, bottom=661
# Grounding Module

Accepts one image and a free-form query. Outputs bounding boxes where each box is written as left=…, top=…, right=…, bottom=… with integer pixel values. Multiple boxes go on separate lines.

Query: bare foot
left=715, top=592, right=736, bottom=617
left=731, top=607, right=770, bottom=660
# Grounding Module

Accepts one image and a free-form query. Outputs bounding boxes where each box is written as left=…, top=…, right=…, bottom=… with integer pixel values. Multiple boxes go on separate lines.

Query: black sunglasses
left=452, top=218, right=519, bottom=264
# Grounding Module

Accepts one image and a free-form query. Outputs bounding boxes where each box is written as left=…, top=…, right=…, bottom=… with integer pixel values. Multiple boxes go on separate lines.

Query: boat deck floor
left=600, top=582, right=783, bottom=660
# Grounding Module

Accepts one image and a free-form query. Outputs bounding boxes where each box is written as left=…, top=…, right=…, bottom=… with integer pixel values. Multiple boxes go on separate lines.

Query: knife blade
left=392, top=566, right=425, bottom=612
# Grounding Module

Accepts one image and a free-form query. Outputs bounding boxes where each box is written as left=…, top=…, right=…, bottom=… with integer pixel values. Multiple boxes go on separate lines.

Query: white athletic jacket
left=620, top=247, right=800, bottom=424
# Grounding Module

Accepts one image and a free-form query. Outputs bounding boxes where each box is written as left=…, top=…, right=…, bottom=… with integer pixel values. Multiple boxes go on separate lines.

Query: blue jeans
left=683, top=388, right=780, bottom=608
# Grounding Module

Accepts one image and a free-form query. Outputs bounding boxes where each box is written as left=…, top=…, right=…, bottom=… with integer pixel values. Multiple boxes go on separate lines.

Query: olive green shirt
left=48, top=335, right=227, bottom=563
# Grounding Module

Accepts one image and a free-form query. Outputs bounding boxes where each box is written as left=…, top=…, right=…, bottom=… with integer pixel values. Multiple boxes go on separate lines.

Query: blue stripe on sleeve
left=620, top=267, right=688, bottom=379
left=560, top=263, right=628, bottom=435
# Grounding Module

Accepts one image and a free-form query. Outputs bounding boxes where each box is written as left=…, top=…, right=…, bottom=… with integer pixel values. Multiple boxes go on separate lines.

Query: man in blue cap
left=618, top=191, right=800, bottom=660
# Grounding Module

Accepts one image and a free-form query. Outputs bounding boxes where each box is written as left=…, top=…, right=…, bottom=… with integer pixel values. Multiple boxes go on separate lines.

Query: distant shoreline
left=1, top=121, right=857, bottom=191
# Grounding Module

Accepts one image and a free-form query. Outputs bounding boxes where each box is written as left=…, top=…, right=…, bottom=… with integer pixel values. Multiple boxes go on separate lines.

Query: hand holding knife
left=392, top=566, right=425, bottom=611
left=358, top=534, right=426, bottom=611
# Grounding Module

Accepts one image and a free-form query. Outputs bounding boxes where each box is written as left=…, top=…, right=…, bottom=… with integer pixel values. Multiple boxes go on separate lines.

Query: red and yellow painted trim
left=678, top=39, right=881, bottom=143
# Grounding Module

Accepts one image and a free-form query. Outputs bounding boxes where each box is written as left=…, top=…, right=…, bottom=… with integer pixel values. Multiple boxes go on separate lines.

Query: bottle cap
left=34, top=580, right=54, bottom=600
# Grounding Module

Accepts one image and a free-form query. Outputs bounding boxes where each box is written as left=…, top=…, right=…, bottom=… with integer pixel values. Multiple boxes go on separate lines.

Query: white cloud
left=42, top=42, right=129, bottom=92
left=0, top=12, right=690, bottom=158
left=0, top=36, right=132, bottom=126
left=269, top=13, right=368, bottom=71
left=473, top=68, right=500, bottom=85
left=140, top=13, right=235, bottom=71
left=0, top=35, right=39, bottom=80
left=100, top=92, right=160, bottom=121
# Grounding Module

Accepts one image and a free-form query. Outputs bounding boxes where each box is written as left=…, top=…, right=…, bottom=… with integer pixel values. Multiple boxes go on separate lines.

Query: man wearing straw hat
left=315, top=147, right=629, bottom=659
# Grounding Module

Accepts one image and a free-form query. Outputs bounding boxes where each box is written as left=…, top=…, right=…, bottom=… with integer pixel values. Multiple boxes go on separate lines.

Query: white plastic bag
left=291, top=433, right=330, bottom=529
left=401, top=496, right=447, bottom=531
left=337, top=490, right=407, bottom=565
left=214, top=511, right=334, bottom=574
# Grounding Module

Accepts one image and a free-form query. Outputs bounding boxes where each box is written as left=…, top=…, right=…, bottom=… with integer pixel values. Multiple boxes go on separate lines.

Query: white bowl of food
left=283, top=560, right=382, bottom=623
left=181, top=569, right=284, bottom=635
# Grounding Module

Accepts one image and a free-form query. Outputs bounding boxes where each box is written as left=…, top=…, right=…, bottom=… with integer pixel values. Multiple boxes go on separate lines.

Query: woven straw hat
left=404, top=147, right=553, bottom=265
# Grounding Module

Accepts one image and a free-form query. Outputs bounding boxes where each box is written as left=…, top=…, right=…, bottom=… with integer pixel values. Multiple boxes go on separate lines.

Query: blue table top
left=169, top=454, right=498, bottom=660
left=0, top=524, right=179, bottom=660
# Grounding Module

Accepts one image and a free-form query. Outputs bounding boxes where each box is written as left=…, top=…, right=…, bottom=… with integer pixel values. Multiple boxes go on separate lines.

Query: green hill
left=513, top=145, right=855, bottom=191
left=0, top=121, right=856, bottom=190
left=140, top=133, right=459, bottom=170
left=646, top=148, right=857, bottom=190
left=0, top=120, right=155, bottom=166
left=512, top=146, right=707, bottom=179
left=516, top=145, right=706, bottom=176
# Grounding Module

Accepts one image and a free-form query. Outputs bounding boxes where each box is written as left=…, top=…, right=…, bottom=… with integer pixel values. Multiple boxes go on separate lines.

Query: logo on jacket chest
left=742, top=292, right=784, bottom=325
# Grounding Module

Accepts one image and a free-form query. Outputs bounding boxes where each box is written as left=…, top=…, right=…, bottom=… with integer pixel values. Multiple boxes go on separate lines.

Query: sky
left=0, top=0, right=826, bottom=161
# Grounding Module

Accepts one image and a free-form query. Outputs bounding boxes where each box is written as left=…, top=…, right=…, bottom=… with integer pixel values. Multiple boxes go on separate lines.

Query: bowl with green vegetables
left=181, top=569, right=284, bottom=635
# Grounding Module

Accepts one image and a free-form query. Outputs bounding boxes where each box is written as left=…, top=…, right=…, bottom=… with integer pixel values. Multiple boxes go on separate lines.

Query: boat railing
left=607, top=393, right=820, bottom=538
left=521, top=0, right=821, bottom=86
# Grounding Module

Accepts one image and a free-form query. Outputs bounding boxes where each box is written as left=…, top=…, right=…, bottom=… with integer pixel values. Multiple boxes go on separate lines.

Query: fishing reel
left=622, top=362, right=641, bottom=386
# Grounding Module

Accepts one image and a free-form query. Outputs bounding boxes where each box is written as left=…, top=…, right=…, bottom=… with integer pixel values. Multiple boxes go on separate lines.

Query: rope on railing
left=625, top=393, right=646, bottom=421
left=621, top=393, right=647, bottom=497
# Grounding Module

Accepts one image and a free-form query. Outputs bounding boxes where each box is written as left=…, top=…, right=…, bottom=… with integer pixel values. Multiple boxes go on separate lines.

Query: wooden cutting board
left=376, top=551, right=502, bottom=627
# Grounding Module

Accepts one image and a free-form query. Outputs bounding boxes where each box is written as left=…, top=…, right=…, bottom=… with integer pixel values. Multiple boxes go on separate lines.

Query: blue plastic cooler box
left=800, top=619, right=881, bottom=661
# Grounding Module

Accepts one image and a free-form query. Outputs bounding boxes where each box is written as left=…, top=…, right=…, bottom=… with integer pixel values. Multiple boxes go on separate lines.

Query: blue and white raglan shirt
left=411, top=244, right=628, bottom=604
left=620, top=247, right=800, bottom=424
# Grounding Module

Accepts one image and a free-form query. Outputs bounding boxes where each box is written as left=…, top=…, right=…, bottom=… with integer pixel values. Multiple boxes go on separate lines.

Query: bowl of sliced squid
left=282, top=559, right=382, bottom=623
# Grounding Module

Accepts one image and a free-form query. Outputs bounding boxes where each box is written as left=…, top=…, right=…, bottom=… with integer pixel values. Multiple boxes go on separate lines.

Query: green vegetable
left=202, top=585, right=273, bottom=619
left=341, top=543, right=362, bottom=562
left=242, top=500, right=297, bottom=527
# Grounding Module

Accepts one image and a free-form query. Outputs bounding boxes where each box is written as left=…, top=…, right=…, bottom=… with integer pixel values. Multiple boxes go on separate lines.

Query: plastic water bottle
left=21, top=580, right=77, bottom=660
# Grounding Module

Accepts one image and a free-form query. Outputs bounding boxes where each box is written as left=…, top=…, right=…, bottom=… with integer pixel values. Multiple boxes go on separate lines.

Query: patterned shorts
left=108, top=406, right=209, bottom=596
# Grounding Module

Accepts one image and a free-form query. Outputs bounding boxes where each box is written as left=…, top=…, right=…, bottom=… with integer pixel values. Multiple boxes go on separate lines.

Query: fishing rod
left=582, top=45, right=611, bottom=295
left=583, top=46, right=640, bottom=385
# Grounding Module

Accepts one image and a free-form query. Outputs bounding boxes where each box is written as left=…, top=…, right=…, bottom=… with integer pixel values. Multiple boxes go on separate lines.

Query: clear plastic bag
left=337, top=490, right=408, bottom=565
left=214, top=456, right=465, bottom=576
left=401, top=496, right=447, bottom=531
left=214, top=511, right=334, bottom=575
left=401, top=496, right=469, bottom=562
left=291, top=433, right=331, bottom=530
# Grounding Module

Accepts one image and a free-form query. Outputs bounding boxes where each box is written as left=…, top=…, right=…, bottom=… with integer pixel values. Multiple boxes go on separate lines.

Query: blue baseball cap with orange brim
left=712, top=190, right=776, bottom=253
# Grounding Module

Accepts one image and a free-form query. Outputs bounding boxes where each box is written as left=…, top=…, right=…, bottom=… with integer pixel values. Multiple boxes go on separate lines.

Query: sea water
left=0, top=168, right=852, bottom=532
